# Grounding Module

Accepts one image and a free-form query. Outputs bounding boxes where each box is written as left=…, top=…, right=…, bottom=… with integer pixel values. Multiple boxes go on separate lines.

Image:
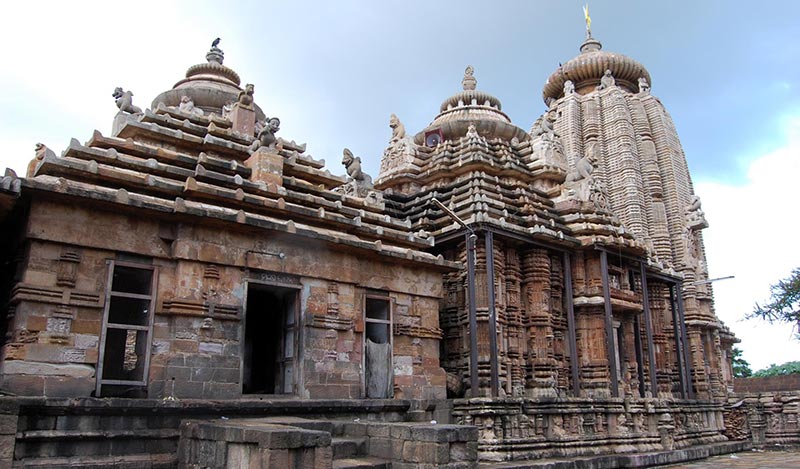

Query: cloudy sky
left=2, top=0, right=799, bottom=371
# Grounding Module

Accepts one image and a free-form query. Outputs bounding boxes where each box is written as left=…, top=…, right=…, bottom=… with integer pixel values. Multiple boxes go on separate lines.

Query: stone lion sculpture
left=238, top=83, right=255, bottom=109
left=389, top=114, right=406, bottom=144
left=178, top=96, right=203, bottom=117
left=342, top=148, right=372, bottom=186
left=112, top=87, right=142, bottom=114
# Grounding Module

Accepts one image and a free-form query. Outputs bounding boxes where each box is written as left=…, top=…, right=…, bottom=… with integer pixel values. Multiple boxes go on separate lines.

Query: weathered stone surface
left=2, top=361, right=95, bottom=378
left=0, top=34, right=744, bottom=468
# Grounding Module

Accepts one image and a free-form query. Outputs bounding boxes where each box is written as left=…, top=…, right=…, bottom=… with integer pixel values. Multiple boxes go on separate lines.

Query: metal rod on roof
left=431, top=198, right=479, bottom=396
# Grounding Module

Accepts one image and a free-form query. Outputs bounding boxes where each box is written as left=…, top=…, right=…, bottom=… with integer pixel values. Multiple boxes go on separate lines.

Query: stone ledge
left=478, top=440, right=751, bottom=468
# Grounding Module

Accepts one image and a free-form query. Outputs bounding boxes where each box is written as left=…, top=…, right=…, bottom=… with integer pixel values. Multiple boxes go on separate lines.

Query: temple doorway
left=242, top=283, right=298, bottom=394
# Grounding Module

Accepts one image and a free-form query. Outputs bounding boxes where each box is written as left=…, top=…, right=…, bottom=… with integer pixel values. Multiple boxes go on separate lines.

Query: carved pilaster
left=56, top=247, right=81, bottom=288
left=503, top=248, right=525, bottom=396
left=522, top=248, right=557, bottom=397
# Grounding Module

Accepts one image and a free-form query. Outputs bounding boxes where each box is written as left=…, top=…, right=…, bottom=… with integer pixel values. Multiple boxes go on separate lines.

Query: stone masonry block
left=450, top=441, right=478, bottom=462
left=402, top=440, right=450, bottom=464
left=367, top=437, right=392, bottom=459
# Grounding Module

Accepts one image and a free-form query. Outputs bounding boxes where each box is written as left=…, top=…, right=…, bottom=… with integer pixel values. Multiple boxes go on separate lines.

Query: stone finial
left=207, top=38, right=224, bottom=64
left=112, top=87, right=143, bottom=115
left=462, top=65, right=477, bottom=91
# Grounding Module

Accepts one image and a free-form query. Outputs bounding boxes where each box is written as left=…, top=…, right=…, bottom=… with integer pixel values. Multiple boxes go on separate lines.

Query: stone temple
left=0, top=32, right=792, bottom=468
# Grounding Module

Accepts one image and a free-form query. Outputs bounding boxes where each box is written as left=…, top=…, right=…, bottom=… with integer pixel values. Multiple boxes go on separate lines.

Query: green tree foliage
left=753, top=361, right=800, bottom=377
left=731, top=346, right=752, bottom=378
left=749, top=267, right=800, bottom=340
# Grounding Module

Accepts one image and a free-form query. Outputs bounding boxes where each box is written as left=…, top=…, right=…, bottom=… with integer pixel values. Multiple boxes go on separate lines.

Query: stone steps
left=12, top=453, right=174, bottom=468
left=332, top=456, right=391, bottom=469
left=332, top=436, right=367, bottom=459
left=13, top=428, right=178, bottom=461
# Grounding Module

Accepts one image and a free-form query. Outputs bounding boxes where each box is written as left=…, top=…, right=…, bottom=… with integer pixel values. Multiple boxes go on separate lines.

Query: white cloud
left=1, top=1, right=217, bottom=174
left=698, top=116, right=800, bottom=371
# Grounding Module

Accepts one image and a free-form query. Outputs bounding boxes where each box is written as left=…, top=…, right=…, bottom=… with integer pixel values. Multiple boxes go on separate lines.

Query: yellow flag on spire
left=583, top=4, right=592, bottom=33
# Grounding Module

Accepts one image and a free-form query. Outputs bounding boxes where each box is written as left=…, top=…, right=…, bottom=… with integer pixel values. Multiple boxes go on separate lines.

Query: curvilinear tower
left=376, top=30, right=736, bottom=459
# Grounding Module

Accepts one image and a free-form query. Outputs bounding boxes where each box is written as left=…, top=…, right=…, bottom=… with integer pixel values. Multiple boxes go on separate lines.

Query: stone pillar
left=503, top=248, right=525, bottom=397
left=521, top=249, right=557, bottom=398
left=245, top=148, right=284, bottom=189
left=229, top=103, right=256, bottom=137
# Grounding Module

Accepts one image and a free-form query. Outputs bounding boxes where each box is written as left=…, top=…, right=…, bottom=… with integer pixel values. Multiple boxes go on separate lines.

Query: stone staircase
left=179, top=416, right=478, bottom=468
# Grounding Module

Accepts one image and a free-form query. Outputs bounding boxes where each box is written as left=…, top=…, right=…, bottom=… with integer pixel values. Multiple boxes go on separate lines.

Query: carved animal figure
left=112, top=87, right=142, bottom=114
left=532, top=112, right=558, bottom=141
left=238, top=84, right=254, bottom=108
left=178, top=96, right=203, bottom=116
left=565, top=152, right=595, bottom=184
left=342, top=148, right=372, bottom=185
left=389, top=114, right=406, bottom=144
left=597, top=70, right=615, bottom=90
left=249, top=117, right=280, bottom=152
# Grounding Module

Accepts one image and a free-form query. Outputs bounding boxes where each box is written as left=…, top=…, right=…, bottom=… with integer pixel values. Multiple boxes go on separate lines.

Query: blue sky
left=1, top=0, right=799, bottom=370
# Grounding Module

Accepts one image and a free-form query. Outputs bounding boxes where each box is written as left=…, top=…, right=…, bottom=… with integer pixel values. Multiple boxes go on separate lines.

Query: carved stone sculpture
left=638, top=77, right=650, bottom=94
left=342, top=148, right=372, bottom=187
left=565, top=152, right=594, bottom=184
left=564, top=80, right=575, bottom=96
left=380, top=114, right=416, bottom=177
left=597, top=70, right=615, bottom=90
left=337, top=148, right=379, bottom=199
left=27, top=143, right=55, bottom=178
left=530, top=111, right=566, bottom=169
left=238, top=84, right=255, bottom=109
left=389, top=114, right=406, bottom=144
left=249, top=117, right=280, bottom=152
left=178, top=96, right=204, bottom=116
left=112, top=87, right=143, bottom=114
left=532, top=111, right=559, bottom=142
left=685, top=195, right=708, bottom=229
left=562, top=142, right=608, bottom=209
left=465, top=123, right=480, bottom=140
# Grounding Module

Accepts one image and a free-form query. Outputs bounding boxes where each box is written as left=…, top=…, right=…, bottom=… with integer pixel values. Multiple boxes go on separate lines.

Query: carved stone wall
left=726, top=392, right=800, bottom=448
left=1, top=199, right=448, bottom=400
left=454, top=397, right=728, bottom=462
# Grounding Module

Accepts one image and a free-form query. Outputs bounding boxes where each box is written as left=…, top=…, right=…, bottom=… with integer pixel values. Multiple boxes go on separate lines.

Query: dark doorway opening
left=243, top=284, right=298, bottom=394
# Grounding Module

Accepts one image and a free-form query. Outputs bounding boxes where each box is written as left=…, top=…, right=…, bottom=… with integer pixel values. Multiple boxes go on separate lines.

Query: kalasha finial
left=583, top=4, right=592, bottom=38
left=462, top=65, right=477, bottom=91
left=207, top=37, right=224, bottom=64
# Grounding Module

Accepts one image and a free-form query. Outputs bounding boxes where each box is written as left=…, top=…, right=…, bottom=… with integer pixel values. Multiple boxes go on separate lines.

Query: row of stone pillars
left=456, top=229, right=695, bottom=399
